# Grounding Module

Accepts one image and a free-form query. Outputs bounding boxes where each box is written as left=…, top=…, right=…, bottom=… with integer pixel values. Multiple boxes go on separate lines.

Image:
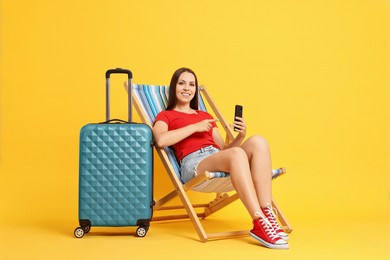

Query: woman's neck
left=174, top=104, right=196, bottom=114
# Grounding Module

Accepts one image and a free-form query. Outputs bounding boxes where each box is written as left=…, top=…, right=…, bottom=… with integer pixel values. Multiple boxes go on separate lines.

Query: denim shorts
left=180, top=146, right=220, bottom=183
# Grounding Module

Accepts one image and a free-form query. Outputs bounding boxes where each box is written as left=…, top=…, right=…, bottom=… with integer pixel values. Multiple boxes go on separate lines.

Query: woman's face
left=175, top=71, right=196, bottom=105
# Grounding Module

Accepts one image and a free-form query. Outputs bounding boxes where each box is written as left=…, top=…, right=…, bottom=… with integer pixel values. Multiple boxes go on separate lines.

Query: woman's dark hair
left=166, top=67, right=199, bottom=110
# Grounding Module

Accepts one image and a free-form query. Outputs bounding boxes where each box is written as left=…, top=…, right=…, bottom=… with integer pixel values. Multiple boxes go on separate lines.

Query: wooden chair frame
left=128, top=84, right=292, bottom=242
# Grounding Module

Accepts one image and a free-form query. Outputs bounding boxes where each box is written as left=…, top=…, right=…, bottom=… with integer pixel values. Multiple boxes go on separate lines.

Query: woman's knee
left=246, top=135, right=270, bottom=149
left=228, top=147, right=248, bottom=161
left=226, top=147, right=250, bottom=174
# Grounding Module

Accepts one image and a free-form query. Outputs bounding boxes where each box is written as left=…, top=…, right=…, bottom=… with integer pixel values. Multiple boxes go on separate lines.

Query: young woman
left=153, top=67, right=289, bottom=249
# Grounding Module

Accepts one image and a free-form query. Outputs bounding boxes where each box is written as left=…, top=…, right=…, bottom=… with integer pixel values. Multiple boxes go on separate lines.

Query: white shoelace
left=264, top=205, right=281, bottom=231
left=254, top=212, right=280, bottom=240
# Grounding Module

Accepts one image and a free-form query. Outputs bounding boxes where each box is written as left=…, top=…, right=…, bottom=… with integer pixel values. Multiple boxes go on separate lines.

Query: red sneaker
left=262, top=204, right=289, bottom=241
left=250, top=212, right=289, bottom=249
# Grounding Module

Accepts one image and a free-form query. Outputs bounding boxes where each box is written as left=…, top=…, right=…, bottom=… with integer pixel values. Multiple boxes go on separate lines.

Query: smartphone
left=234, top=105, right=243, bottom=131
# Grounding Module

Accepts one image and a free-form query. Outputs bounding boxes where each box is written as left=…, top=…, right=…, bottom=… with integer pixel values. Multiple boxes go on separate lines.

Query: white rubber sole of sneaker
left=249, top=232, right=289, bottom=249
left=279, top=233, right=289, bottom=241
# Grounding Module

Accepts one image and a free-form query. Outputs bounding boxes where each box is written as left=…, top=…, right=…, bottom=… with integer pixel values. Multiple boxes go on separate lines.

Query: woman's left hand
left=233, top=116, right=246, bottom=137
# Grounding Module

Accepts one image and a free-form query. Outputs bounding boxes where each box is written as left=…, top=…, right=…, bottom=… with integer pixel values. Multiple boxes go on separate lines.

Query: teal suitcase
left=74, top=69, right=154, bottom=238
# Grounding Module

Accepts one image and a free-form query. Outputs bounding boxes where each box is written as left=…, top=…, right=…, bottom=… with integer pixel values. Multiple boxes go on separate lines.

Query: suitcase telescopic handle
left=105, top=68, right=133, bottom=122
left=105, top=68, right=132, bottom=79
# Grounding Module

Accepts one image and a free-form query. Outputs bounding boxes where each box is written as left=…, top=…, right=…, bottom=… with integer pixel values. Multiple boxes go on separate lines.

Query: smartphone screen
left=234, top=105, right=243, bottom=131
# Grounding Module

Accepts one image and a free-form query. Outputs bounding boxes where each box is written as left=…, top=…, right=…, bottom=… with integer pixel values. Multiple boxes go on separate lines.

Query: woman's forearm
left=154, top=124, right=197, bottom=148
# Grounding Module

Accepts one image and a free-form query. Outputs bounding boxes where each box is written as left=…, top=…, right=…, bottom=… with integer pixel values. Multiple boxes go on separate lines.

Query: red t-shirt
left=154, top=110, right=220, bottom=161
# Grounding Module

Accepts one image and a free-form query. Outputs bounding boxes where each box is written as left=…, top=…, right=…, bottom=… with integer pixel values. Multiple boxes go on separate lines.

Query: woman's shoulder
left=157, top=110, right=173, bottom=116
left=155, top=109, right=177, bottom=121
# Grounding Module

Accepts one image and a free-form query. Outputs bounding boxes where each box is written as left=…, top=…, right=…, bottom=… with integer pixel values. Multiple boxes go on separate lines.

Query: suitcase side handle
left=105, top=68, right=133, bottom=122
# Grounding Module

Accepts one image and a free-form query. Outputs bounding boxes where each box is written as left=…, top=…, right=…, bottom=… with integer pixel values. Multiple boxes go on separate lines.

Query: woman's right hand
left=194, top=119, right=218, bottom=132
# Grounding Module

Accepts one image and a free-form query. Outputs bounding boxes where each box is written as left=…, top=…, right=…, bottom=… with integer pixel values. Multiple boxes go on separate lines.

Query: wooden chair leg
left=176, top=186, right=209, bottom=242
left=272, top=197, right=293, bottom=233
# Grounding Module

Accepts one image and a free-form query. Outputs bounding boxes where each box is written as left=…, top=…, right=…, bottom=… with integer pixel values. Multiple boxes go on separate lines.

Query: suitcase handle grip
left=105, top=68, right=132, bottom=79
left=105, top=68, right=133, bottom=122
left=99, top=119, right=129, bottom=124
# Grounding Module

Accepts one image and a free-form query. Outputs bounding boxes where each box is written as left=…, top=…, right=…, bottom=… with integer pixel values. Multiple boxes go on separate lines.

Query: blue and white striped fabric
left=132, top=84, right=233, bottom=192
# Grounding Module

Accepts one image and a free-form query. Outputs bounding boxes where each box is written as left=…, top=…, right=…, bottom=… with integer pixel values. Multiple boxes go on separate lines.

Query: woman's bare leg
left=197, top=143, right=289, bottom=247
left=196, top=147, right=261, bottom=219
left=240, top=135, right=273, bottom=207
left=241, top=135, right=290, bottom=240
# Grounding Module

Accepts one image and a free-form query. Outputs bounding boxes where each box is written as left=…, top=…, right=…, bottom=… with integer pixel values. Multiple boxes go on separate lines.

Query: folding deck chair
left=125, top=83, right=292, bottom=242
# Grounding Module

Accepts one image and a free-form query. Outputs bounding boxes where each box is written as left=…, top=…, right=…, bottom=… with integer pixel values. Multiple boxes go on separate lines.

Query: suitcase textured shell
left=78, top=123, right=153, bottom=226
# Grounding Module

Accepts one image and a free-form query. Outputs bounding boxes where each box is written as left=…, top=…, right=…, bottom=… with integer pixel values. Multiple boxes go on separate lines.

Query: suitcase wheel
left=74, top=227, right=85, bottom=238
left=83, top=225, right=91, bottom=234
left=136, top=226, right=148, bottom=237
